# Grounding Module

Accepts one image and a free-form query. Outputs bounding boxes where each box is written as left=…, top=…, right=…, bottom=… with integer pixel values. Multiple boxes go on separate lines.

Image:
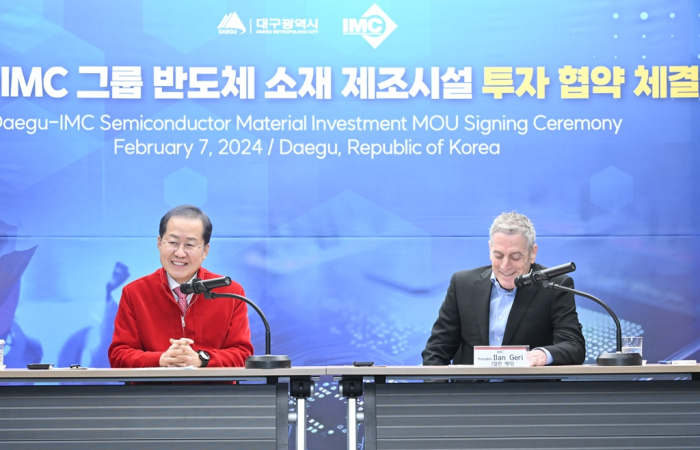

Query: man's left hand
left=168, top=338, right=202, bottom=367
left=526, top=349, right=548, bottom=367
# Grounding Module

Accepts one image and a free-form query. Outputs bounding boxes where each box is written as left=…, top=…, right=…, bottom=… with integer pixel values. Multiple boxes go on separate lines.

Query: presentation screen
left=1, top=1, right=698, bottom=375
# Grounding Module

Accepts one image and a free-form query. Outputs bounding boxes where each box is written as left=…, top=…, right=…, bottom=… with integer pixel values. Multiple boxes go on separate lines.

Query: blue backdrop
left=1, top=2, right=699, bottom=439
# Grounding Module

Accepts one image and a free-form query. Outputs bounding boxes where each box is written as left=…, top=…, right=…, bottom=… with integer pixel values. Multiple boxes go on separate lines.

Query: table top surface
left=0, top=363, right=698, bottom=381
left=324, top=363, right=700, bottom=376
left=0, top=366, right=323, bottom=381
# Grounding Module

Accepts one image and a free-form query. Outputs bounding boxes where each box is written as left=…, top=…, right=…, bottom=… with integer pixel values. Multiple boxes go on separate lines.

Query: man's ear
left=530, top=243, right=538, bottom=264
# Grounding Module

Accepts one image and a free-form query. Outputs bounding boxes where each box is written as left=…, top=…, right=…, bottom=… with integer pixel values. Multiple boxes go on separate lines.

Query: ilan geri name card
left=474, top=346, right=530, bottom=367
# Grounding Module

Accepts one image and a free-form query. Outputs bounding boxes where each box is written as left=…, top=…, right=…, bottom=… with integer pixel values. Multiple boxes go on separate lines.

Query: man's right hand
left=159, top=338, right=196, bottom=367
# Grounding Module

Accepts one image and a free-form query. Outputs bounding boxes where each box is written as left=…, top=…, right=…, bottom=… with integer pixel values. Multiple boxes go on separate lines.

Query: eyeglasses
left=161, top=240, right=205, bottom=254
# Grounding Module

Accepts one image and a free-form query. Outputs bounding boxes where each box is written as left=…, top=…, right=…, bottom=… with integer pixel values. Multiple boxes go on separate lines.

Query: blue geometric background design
left=1, top=4, right=699, bottom=447
left=0, top=6, right=62, bottom=53
left=0, top=0, right=696, bottom=368
left=143, top=0, right=227, bottom=54
left=590, top=166, right=634, bottom=212
left=164, top=167, right=207, bottom=207
left=0, top=99, right=102, bottom=190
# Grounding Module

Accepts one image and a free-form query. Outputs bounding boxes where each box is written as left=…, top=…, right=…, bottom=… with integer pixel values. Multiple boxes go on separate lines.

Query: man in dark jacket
left=422, top=212, right=585, bottom=366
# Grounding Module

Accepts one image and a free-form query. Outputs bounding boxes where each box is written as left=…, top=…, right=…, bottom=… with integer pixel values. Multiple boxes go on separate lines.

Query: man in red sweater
left=108, top=205, right=253, bottom=368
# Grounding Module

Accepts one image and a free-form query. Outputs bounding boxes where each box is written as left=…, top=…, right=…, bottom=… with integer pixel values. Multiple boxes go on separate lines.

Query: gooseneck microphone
left=514, top=262, right=576, bottom=288
left=525, top=261, right=642, bottom=366
left=179, top=276, right=231, bottom=294
left=179, top=275, right=292, bottom=369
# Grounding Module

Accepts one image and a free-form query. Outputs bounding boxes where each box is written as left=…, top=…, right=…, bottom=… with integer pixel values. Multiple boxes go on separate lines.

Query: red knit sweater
left=108, top=267, right=253, bottom=368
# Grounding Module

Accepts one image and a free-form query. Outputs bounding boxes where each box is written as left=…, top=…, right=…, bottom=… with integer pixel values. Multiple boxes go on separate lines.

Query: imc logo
left=218, top=12, right=246, bottom=34
left=342, top=4, right=397, bottom=48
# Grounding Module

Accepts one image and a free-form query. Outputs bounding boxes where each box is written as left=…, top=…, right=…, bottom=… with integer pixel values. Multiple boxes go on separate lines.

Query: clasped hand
left=159, top=338, right=202, bottom=367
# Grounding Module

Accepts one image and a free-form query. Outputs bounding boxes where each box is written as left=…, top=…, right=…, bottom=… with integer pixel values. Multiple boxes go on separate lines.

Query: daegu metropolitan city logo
left=218, top=12, right=319, bottom=35
left=343, top=4, right=397, bottom=49
left=218, top=12, right=246, bottom=34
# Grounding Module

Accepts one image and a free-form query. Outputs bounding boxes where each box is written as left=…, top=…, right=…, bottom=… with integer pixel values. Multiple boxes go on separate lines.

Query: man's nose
left=174, top=245, right=187, bottom=256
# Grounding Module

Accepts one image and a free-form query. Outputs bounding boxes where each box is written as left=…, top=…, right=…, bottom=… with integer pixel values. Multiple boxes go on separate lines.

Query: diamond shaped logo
left=343, top=4, right=397, bottom=49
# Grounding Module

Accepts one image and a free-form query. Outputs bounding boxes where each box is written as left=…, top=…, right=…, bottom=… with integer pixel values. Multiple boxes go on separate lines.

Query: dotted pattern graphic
left=578, top=307, right=644, bottom=363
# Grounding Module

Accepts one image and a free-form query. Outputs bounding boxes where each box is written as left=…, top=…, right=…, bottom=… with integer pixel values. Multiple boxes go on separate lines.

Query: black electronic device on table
left=353, top=361, right=374, bottom=367
left=27, top=363, right=53, bottom=370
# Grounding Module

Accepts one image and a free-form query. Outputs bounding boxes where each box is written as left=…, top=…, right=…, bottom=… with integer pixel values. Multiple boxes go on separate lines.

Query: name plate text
left=474, top=346, right=529, bottom=367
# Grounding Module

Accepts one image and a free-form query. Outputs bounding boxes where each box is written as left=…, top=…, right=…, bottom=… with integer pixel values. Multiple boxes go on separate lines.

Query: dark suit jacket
left=422, top=263, right=585, bottom=365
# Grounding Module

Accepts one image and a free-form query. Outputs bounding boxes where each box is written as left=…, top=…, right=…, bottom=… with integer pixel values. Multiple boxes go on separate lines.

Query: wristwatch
left=197, top=350, right=210, bottom=368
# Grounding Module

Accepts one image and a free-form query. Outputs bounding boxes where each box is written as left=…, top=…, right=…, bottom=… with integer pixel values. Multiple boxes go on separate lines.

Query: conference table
left=1, top=364, right=698, bottom=449
left=328, top=364, right=700, bottom=450
left=0, top=366, right=319, bottom=450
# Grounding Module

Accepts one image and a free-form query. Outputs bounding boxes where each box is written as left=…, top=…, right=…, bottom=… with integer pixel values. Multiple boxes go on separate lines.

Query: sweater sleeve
left=201, top=284, right=254, bottom=367
left=108, top=287, right=162, bottom=368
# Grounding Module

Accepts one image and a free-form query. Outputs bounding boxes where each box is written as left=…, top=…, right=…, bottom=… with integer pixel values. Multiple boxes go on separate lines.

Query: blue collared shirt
left=488, top=271, right=516, bottom=346
left=489, top=271, right=553, bottom=365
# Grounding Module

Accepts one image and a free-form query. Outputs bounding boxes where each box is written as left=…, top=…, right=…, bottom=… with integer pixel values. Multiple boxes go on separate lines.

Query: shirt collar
left=490, top=270, right=517, bottom=295
left=165, top=271, right=198, bottom=292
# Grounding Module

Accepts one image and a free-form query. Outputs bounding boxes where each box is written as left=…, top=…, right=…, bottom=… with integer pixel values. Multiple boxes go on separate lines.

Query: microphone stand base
left=245, top=355, right=292, bottom=369
left=596, top=352, right=643, bottom=366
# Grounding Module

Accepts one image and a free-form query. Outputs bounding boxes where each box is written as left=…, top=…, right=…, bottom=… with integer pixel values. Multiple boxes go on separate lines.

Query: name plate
left=474, top=346, right=529, bottom=367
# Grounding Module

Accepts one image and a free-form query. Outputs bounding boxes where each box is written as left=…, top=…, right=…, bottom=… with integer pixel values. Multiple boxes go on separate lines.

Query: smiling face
left=157, top=216, right=209, bottom=284
left=489, top=232, right=537, bottom=291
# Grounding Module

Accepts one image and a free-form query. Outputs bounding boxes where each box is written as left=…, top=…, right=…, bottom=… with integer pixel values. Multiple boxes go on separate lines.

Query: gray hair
left=159, top=205, right=213, bottom=245
left=489, top=212, right=536, bottom=252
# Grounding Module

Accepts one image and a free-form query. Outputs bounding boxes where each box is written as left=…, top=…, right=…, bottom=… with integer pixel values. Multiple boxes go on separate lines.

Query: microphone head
left=513, top=273, right=531, bottom=288
left=514, top=262, right=576, bottom=289
left=179, top=277, right=202, bottom=295
left=544, top=262, right=577, bottom=279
